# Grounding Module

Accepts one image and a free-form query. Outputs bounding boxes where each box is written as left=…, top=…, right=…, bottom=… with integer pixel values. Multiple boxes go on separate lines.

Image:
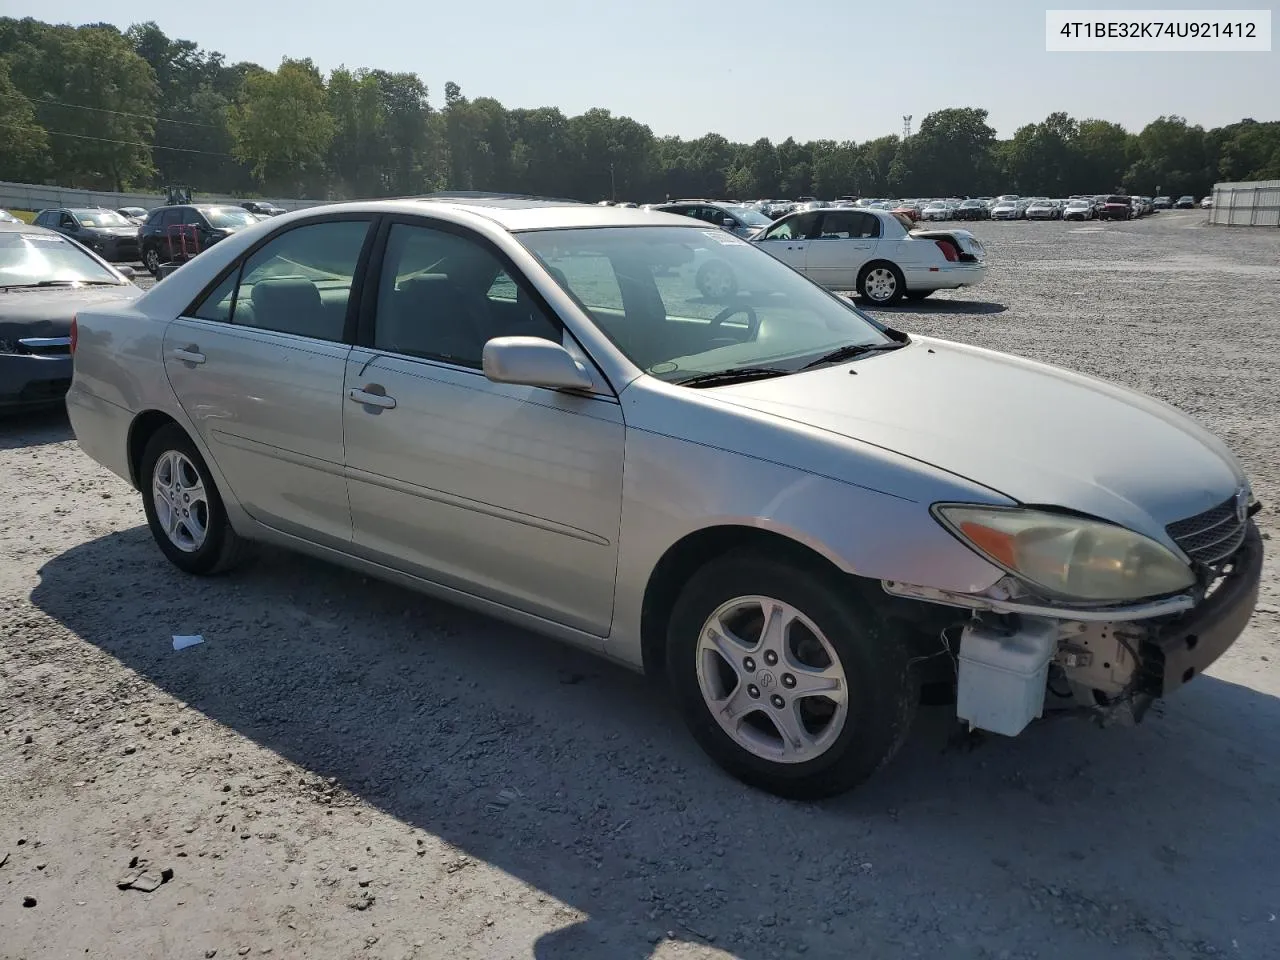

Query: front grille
left=1166, top=494, right=1247, bottom=566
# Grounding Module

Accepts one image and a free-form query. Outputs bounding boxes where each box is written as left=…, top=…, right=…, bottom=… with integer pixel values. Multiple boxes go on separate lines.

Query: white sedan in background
left=919, top=201, right=954, bottom=222
left=1025, top=199, right=1060, bottom=221
left=1063, top=198, right=1096, bottom=221
left=752, top=207, right=987, bottom=304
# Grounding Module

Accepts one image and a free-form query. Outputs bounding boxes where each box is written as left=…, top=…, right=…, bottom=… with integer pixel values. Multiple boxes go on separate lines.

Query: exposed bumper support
left=881, top=579, right=1196, bottom=622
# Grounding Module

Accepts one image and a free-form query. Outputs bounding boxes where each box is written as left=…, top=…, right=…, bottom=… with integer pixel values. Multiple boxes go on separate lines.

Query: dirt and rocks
left=1, top=210, right=1278, bottom=960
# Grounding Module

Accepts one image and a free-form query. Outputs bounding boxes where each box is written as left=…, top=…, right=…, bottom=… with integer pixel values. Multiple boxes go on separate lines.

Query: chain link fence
left=1209, top=181, right=1280, bottom=227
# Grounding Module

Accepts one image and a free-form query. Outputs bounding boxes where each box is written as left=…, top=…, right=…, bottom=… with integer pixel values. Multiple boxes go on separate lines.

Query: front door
left=162, top=217, right=374, bottom=546
left=804, top=211, right=880, bottom=289
left=342, top=220, right=625, bottom=635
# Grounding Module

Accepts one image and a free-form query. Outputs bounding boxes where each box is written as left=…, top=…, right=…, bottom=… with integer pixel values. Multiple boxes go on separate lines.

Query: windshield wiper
left=800, top=341, right=907, bottom=370
left=673, top=366, right=793, bottom=388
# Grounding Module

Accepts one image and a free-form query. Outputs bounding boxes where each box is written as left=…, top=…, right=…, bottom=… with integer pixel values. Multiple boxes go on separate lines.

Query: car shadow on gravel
left=872, top=298, right=1007, bottom=316
left=30, top=530, right=1280, bottom=959
left=0, top=406, right=73, bottom=450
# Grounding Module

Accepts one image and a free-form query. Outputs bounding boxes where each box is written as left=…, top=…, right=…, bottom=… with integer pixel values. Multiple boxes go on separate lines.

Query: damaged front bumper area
left=882, top=521, right=1264, bottom=737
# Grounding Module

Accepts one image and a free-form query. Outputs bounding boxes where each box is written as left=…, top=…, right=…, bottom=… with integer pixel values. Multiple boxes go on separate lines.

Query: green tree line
left=2, top=16, right=1278, bottom=201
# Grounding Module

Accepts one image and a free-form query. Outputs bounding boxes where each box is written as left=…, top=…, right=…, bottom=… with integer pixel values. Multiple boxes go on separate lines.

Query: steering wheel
left=710, top=303, right=760, bottom=340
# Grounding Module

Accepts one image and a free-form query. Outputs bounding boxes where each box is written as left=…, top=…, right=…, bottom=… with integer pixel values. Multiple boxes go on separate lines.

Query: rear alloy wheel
left=857, top=262, right=905, bottom=305
left=140, top=424, right=250, bottom=575
left=667, top=554, right=916, bottom=799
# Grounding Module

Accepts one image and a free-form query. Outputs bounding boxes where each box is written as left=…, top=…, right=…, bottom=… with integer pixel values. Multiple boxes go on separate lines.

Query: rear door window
left=187, top=220, right=371, bottom=341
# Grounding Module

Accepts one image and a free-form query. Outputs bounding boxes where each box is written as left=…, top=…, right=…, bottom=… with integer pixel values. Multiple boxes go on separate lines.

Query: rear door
left=162, top=215, right=375, bottom=546
left=753, top=213, right=819, bottom=275
left=804, top=211, right=880, bottom=289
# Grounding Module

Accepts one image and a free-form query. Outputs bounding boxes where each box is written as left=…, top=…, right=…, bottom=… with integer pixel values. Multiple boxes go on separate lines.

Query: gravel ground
left=2, top=210, right=1278, bottom=960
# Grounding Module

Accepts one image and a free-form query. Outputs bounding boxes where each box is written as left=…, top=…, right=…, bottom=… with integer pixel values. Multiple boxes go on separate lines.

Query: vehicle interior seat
left=381, top=273, right=491, bottom=364
left=248, top=278, right=334, bottom=340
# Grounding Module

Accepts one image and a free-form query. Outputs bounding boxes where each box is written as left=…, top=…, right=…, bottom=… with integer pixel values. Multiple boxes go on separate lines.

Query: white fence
left=1209, top=180, right=1280, bottom=227
left=0, top=179, right=323, bottom=214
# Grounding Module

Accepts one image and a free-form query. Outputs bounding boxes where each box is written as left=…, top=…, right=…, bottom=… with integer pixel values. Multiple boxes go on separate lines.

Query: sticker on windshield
left=700, top=230, right=746, bottom=246
left=19, top=233, right=65, bottom=242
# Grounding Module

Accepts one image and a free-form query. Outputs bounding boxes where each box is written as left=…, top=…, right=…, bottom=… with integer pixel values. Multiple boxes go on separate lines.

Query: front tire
left=140, top=425, right=249, bottom=575
left=904, top=289, right=933, bottom=301
left=856, top=261, right=905, bottom=305
left=666, top=554, right=917, bottom=800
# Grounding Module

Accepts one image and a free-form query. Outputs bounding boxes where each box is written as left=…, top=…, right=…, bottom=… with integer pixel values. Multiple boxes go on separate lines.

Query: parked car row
left=25, top=202, right=273, bottom=275
left=607, top=193, right=1215, bottom=224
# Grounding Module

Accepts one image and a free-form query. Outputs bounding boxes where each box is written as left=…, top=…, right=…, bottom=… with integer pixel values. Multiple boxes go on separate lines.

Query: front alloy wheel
left=696, top=596, right=849, bottom=764
left=143, top=247, right=162, bottom=277
left=667, top=553, right=917, bottom=799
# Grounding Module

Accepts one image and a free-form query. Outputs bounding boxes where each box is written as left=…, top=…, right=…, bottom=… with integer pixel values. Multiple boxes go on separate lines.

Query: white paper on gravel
left=172, top=634, right=204, bottom=651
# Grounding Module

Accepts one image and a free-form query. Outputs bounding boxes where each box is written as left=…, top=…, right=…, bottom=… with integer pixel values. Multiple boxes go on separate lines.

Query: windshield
left=203, top=206, right=259, bottom=229
left=0, top=232, right=122, bottom=285
left=70, top=209, right=131, bottom=227
left=517, top=226, right=892, bottom=382
left=723, top=205, right=771, bottom=227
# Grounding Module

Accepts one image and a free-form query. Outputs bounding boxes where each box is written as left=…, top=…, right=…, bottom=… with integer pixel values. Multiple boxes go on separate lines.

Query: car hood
left=82, top=225, right=137, bottom=235
left=0, top=285, right=142, bottom=339
left=708, top=336, right=1245, bottom=541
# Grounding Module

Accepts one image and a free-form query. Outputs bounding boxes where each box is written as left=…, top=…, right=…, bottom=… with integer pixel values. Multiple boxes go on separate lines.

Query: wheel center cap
left=757, top=671, right=776, bottom=690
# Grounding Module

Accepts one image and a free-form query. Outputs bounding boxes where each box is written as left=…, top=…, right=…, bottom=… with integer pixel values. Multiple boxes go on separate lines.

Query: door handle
left=348, top=386, right=397, bottom=409
left=171, top=346, right=205, bottom=364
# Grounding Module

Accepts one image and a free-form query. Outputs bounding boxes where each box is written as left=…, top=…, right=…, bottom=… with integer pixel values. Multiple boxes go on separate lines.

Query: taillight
left=70, top=315, right=78, bottom=354
left=935, top=240, right=959, bottom=262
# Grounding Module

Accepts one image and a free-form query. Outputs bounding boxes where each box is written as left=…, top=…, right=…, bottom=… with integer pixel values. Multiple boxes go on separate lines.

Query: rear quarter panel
left=66, top=304, right=177, bottom=485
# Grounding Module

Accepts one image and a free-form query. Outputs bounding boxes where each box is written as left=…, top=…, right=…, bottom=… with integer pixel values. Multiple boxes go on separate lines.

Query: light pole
left=610, top=163, right=616, bottom=202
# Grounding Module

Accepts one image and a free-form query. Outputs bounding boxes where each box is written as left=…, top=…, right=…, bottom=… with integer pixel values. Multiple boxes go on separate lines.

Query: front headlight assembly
left=933, top=504, right=1196, bottom=604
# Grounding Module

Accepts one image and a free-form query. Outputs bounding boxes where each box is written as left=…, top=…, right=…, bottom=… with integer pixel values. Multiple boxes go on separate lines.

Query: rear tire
left=140, top=424, right=250, bottom=576
left=856, top=261, right=905, bottom=305
left=665, top=553, right=917, bottom=800
left=904, top=290, right=933, bottom=301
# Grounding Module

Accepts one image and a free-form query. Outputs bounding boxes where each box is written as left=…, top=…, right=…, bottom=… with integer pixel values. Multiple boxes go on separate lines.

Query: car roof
left=248, top=194, right=705, bottom=233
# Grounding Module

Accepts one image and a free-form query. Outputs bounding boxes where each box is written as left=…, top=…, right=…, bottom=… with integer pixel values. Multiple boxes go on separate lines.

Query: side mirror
left=482, top=336, right=594, bottom=392
left=116, top=265, right=135, bottom=278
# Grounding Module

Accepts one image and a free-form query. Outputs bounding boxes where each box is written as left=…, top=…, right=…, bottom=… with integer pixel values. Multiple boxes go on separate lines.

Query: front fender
left=608, top=421, right=1008, bottom=669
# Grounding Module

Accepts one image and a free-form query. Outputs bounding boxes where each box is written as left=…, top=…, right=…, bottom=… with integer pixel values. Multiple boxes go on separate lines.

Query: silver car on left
left=66, top=196, right=1262, bottom=800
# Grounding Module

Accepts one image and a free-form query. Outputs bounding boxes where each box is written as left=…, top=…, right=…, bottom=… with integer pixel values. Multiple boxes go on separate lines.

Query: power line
left=0, top=121, right=237, bottom=157
left=0, top=91, right=224, bottom=129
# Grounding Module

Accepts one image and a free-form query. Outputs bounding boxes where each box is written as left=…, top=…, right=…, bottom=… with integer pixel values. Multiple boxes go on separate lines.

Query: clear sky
left=17, top=0, right=1279, bottom=142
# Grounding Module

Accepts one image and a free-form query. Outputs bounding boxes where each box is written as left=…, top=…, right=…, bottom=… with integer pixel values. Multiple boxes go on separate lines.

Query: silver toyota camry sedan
left=65, top=195, right=1263, bottom=799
